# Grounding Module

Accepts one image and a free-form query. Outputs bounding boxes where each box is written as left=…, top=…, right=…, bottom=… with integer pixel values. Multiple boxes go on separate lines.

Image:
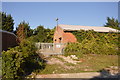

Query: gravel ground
left=35, top=72, right=119, bottom=78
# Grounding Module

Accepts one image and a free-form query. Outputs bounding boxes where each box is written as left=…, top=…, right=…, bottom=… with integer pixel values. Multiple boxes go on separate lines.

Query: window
left=59, top=37, right=62, bottom=43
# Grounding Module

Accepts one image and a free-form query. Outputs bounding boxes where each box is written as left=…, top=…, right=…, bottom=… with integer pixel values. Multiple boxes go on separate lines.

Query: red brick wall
left=53, top=26, right=77, bottom=43
left=62, top=32, right=77, bottom=43
left=54, top=26, right=63, bottom=43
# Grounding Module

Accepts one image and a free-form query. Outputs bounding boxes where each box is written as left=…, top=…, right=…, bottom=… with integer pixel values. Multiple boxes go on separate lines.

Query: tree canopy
left=0, top=12, right=14, bottom=32
left=16, top=21, right=33, bottom=42
left=28, top=25, right=55, bottom=43
left=104, top=17, right=120, bottom=30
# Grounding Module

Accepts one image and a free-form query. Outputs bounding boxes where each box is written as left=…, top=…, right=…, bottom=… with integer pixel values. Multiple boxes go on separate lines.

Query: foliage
left=46, top=28, right=55, bottom=43
left=65, top=30, right=119, bottom=57
left=0, top=12, right=14, bottom=32
left=0, top=12, right=1, bottom=29
left=104, top=17, right=120, bottom=30
left=28, top=25, right=55, bottom=43
left=16, top=21, right=33, bottom=42
left=2, top=40, right=44, bottom=79
left=32, top=25, right=47, bottom=42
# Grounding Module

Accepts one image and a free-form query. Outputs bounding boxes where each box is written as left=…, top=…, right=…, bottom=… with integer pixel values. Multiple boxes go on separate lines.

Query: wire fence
left=35, top=43, right=67, bottom=55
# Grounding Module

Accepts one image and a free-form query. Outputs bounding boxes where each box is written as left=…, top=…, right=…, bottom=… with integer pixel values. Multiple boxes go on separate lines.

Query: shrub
left=2, top=40, right=44, bottom=79
left=64, top=30, right=119, bottom=58
left=2, top=48, right=24, bottom=79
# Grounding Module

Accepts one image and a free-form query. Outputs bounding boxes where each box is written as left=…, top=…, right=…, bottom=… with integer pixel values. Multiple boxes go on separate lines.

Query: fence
left=35, top=43, right=67, bottom=55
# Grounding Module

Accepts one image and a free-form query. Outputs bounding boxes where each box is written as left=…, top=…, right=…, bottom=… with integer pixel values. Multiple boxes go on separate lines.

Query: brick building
left=53, top=24, right=119, bottom=43
left=0, top=30, right=18, bottom=53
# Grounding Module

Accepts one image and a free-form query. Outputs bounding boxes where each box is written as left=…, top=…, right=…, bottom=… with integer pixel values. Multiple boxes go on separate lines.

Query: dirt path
left=35, top=72, right=100, bottom=78
left=34, top=72, right=119, bottom=78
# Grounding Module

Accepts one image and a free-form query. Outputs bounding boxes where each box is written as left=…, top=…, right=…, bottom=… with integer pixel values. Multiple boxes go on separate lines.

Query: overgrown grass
left=37, top=54, right=118, bottom=74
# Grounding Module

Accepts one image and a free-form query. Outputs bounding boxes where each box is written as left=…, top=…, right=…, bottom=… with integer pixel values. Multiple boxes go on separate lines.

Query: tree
left=34, top=25, right=45, bottom=35
left=16, top=21, right=33, bottom=42
left=29, top=26, right=55, bottom=43
left=33, top=25, right=47, bottom=42
left=1, top=12, right=14, bottom=32
left=104, top=17, right=120, bottom=30
left=0, top=12, right=2, bottom=29
left=46, top=28, right=55, bottom=43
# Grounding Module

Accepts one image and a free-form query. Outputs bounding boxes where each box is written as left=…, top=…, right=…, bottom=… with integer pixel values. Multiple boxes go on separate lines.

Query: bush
left=64, top=30, right=119, bottom=58
left=2, top=40, right=44, bottom=79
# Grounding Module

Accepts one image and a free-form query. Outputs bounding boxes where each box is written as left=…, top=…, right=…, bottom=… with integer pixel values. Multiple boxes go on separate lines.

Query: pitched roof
left=58, top=24, right=119, bottom=32
left=0, top=29, right=17, bottom=37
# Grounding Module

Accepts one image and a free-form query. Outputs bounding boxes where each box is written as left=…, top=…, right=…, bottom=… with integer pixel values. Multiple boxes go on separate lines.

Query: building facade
left=53, top=24, right=119, bottom=43
left=54, top=25, right=77, bottom=43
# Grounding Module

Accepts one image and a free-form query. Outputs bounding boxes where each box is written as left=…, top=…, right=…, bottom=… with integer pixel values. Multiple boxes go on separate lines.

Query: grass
left=39, top=64, right=64, bottom=74
left=64, top=62, right=75, bottom=66
left=36, top=54, right=118, bottom=74
left=76, top=54, right=118, bottom=71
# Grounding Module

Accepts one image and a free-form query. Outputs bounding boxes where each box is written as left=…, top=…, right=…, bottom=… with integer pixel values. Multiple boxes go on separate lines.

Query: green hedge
left=2, top=40, right=44, bottom=79
left=65, top=30, right=119, bottom=57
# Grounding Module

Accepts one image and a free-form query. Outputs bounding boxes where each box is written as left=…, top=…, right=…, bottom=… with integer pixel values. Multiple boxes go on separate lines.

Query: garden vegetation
left=65, top=30, right=119, bottom=58
left=1, top=12, right=119, bottom=79
left=2, top=40, right=45, bottom=79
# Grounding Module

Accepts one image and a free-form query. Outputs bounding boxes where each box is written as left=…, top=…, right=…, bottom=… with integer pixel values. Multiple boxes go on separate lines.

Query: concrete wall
left=53, top=26, right=77, bottom=43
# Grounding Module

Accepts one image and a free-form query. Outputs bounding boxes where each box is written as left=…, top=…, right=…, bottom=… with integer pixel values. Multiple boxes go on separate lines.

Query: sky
left=2, top=0, right=120, bottom=2
left=2, top=2, right=118, bottom=29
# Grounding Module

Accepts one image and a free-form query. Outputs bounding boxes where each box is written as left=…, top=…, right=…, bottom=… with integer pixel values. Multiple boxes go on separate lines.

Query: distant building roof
left=58, top=24, right=119, bottom=32
left=0, top=29, right=17, bottom=37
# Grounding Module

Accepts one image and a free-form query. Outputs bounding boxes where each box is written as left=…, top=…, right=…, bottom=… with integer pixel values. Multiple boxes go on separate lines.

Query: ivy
left=65, top=30, right=119, bottom=57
